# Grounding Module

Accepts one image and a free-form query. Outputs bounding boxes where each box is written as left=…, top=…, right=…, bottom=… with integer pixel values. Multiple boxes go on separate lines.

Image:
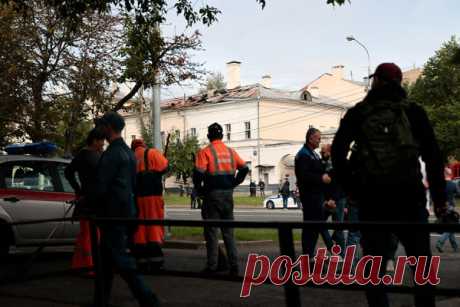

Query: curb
left=437, top=298, right=460, bottom=307
left=163, top=239, right=274, bottom=250
left=166, top=205, right=264, bottom=209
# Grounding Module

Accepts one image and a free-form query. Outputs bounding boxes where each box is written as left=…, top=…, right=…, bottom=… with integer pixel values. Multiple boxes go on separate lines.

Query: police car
left=263, top=194, right=302, bottom=209
left=0, top=142, right=78, bottom=257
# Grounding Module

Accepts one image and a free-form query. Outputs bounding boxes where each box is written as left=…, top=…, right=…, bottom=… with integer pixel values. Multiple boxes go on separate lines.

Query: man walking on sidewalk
left=193, top=123, right=249, bottom=276
left=92, top=111, right=160, bottom=307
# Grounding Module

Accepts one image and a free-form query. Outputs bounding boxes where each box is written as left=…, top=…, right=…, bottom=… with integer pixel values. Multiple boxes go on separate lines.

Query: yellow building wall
left=258, top=99, right=343, bottom=142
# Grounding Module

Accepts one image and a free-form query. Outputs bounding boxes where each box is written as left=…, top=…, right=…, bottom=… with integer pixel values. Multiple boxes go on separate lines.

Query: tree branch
left=112, top=80, right=143, bottom=111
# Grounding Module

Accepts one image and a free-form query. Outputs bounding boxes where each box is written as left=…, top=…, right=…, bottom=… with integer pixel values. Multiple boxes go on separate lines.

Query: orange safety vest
left=195, top=140, right=246, bottom=190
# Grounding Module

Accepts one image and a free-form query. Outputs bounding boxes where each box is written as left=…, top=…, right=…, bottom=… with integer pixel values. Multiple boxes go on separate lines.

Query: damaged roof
left=160, top=84, right=308, bottom=111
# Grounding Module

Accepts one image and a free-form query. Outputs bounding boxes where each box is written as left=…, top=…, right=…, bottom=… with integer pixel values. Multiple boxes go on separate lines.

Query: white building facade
left=122, top=62, right=367, bottom=191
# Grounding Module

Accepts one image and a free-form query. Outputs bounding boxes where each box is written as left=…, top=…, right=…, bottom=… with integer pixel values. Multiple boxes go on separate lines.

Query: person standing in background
left=295, top=128, right=334, bottom=257
left=193, top=123, right=249, bottom=276
left=65, top=128, right=105, bottom=272
left=131, top=139, right=169, bottom=272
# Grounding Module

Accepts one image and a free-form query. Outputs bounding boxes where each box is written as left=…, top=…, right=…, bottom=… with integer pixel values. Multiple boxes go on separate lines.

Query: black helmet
left=207, top=122, right=223, bottom=140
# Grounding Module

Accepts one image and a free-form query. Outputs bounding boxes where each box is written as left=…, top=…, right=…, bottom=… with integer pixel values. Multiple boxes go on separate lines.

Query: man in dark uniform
left=295, top=128, right=334, bottom=257
left=331, top=63, right=446, bottom=307
left=92, top=111, right=160, bottom=307
left=193, top=123, right=249, bottom=275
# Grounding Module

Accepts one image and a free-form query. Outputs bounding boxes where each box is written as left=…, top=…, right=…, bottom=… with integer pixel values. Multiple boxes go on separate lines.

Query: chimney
left=261, top=75, right=272, bottom=88
left=309, top=86, right=319, bottom=97
left=226, top=61, right=241, bottom=89
left=331, top=65, right=345, bottom=79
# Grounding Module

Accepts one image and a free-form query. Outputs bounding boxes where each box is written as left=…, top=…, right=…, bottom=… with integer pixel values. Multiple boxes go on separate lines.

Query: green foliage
left=199, top=72, right=226, bottom=94
left=0, top=1, right=120, bottom=152
left=408, top=37, right=460, bottom=158
left=166, top=131, right=200, bottom=184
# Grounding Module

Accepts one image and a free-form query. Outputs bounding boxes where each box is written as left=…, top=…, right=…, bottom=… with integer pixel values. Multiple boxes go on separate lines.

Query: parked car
left=0, top=149, right=77, bottom=257
left=263, top=194, right=301, bottom=209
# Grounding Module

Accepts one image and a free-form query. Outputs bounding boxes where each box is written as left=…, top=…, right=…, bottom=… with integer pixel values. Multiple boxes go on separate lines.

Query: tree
left=199, top=72, right=226, bottom=94
left=114, top=15, right=204, bottom=111
left=408, top=37, right=460, bottom=158
left=0, top=5, right=30, bottom=146
left=2, top=0, right=349, bottom=111
left=166, top=131, right=200, bottom=185
left=0, top=1, right=121, bottom=148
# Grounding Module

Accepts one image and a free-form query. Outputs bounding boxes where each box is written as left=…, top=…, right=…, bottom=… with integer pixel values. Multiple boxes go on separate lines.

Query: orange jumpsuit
left=71, top=219, right=94, bottom=270
left=133, top=147, right=168, bottom=245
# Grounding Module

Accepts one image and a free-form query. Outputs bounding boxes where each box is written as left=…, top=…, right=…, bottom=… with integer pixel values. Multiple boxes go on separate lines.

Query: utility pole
left=257, top=90, right=261, bottom=183
left=151, top=23, right=162, bottom=151
left=346, top=35, right=371, bottom=90
left=151, top=74, right=162, bottom=150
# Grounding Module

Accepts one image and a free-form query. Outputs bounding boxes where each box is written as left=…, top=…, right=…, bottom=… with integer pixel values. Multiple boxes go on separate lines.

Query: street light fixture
left=346, top=35, right=371, bottom=89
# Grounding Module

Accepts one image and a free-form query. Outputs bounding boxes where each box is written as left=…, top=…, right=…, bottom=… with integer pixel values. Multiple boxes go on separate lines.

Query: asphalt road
left=166, top=207, right=303, bottom=221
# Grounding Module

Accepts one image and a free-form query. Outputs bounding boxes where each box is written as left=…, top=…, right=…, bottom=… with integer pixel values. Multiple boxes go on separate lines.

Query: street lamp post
left=346, top=35, right=371, bottom=89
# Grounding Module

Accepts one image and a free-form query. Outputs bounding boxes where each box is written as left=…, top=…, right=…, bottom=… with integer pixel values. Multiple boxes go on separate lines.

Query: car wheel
left=267, top=201, right=275, bottom=209
left=0, top=222, right=12, bottom=258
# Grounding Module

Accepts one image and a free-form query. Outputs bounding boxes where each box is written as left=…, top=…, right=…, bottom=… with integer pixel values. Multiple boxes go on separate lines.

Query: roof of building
left=159, top=84, right=320, bottom=111
left=402, top=67, right=423, bottom=85
left=300, top=73, right=367, bottom=92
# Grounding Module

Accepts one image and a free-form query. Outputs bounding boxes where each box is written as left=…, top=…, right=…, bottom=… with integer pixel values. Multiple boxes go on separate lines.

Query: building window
left=190, top=128, right=197, bottom=137
left=131, top=135, right=136, bottom=141
left=301, top=90, right=312, bottom=102
left=244, top=122, right=251, bottom=139
left=160, top=131, right=165, bottom=145
left=225, top=124, right=231, bottom=141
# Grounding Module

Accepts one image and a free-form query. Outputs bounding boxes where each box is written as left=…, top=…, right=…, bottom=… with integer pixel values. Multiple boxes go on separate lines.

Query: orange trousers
left=71, top=219, right=99, bottom=269
left=134, top=196, right=165, bottom=244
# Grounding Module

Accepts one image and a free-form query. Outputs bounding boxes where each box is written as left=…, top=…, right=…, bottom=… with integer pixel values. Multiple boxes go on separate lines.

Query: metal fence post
left=278, top=226, right=301, bottom=307
left=89, top=218, right=105, bottom=307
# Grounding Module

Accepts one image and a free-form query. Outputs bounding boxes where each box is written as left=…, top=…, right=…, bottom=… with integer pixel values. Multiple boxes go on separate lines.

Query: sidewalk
left=1, top=246, right=459, bottom=307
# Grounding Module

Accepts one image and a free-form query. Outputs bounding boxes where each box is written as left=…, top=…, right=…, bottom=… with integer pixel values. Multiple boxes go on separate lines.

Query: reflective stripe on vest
left=209, top=144, right=235, bottom=175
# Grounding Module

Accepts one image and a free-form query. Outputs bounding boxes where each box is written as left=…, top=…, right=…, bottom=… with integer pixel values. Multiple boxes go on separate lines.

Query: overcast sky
left=159, top=0, right=460, bottom=99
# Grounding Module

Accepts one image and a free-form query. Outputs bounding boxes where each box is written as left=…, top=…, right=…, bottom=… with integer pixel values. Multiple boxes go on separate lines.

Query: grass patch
left=169, top=226, right=302, bottom=242
left=164, top=194, right=264, bottom=207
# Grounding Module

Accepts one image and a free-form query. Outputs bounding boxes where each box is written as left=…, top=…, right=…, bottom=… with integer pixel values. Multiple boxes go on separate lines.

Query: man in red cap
left=332, top=63, right=446, bottom=307
left=131, top=139, right=169, bottom=272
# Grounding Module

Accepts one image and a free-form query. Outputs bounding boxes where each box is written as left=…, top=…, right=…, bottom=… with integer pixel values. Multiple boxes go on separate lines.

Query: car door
left=53, top=162, right=79, bottom=239
left=0, top=160, right=66, bottom=245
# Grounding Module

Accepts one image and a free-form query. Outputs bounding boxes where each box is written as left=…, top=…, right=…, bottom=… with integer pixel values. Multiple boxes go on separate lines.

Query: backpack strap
left=227, top=146, right=235, bottom=171
left=143, top=148, right=150, bottom=171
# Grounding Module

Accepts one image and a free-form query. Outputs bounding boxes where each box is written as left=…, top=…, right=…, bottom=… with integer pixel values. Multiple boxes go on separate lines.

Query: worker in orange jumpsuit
left=131, top=139, right=169, bottom=272
left=64, top=128, right=105, bottom=273
left=193, top=123, right=249, bottom=276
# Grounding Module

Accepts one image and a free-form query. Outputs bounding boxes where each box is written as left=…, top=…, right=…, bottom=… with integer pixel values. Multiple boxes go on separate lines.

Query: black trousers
left=201, top=189, right=238, bottom=270
left=300, top=193, right=334, bottom=257
left=358, top=190, right=435, bottom=307
left=96, top=226, right=157, bottom=307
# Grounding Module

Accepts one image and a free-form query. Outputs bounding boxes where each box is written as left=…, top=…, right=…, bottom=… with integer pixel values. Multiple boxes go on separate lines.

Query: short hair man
left=193, top=123, right=249, bottom=275
left=92, top=111, right=160, bottom=307
left=331, top=63, right=446, bottom=307
left=295, top=128, right=334, bottom=257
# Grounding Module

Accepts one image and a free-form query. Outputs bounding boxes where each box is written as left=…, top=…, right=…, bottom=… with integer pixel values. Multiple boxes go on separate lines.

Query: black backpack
left=354, top=99, right=421, bottom=185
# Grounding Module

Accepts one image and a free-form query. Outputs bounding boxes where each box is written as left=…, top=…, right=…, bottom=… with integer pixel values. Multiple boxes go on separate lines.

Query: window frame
left=0, top=160, right=61, bottom=193
left=225, top=124, right=231, bottom=141
left=244, top=121, right=251, bottom=139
